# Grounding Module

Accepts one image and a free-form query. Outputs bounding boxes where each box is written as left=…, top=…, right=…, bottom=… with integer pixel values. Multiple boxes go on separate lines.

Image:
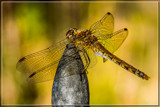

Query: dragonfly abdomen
left=112, top=57, right=150, bottom=80
left=93, top=42, right=150, bottom=80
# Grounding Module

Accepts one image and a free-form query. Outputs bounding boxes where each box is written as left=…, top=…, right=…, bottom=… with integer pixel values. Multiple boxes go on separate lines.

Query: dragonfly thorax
left=66, top=28, right=98, bottom=48
left=77, top=30, right=98, bottom=46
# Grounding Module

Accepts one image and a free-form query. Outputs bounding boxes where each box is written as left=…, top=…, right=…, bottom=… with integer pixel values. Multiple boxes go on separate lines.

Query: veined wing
left=16, top=39, right=69, bottom=83
left=98, top=28, right=128, bottom=53
left=89, top=12, right=128, bottom=54
left=89, top=12, right=114, bottom=37
left=86, top=48, right=97, bottom=68
left=79, top=48, right=97, bottom=69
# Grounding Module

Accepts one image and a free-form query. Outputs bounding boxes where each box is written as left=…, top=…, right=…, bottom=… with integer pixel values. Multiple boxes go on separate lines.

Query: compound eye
left=66, top=30, right=71, bottom=36
left=71, top=28, right=76, bottom=30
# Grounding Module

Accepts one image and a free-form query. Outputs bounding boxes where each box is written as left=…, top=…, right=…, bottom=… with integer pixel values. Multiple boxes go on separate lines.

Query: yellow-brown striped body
left=92, top=41, right=150, bottom=80
left=67, top=28, right=150, bottom=80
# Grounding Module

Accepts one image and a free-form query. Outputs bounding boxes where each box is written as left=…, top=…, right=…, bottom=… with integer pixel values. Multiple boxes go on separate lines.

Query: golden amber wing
left=16, top=39, right=69, bottom=83
left=90, top=12, right=114, bottom=37
left=98, top=28, right=128, bottom=53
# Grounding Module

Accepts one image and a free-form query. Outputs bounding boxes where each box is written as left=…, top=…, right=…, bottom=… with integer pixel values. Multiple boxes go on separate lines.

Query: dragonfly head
left=66, top=28, right=78, bottom=42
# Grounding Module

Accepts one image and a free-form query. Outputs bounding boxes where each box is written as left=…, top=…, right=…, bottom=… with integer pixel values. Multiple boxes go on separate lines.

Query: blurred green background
left=2, top=1, right=158, bottom=105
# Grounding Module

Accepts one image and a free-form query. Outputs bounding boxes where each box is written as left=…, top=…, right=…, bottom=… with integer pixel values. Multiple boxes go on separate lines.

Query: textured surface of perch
left=52, top=43, right=89, bottom=105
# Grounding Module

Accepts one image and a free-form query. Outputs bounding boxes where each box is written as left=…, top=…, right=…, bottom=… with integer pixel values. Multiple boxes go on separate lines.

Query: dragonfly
left=16, top=12, right=150, bottom=83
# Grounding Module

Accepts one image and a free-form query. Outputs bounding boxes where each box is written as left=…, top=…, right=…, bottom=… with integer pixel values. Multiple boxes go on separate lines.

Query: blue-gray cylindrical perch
left=52, top=44, right=89, bottom=105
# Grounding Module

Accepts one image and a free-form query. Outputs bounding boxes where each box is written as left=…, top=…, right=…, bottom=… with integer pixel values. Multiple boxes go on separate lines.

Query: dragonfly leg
left=64, top=55, right=79, bottom=60
left=66, top=43, right=76, bottom=49
left=66, top=47, right=90, bottom=76
left=79, top=49, right=91, bottom=73
left=66, top=44, right=84, bottom=60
